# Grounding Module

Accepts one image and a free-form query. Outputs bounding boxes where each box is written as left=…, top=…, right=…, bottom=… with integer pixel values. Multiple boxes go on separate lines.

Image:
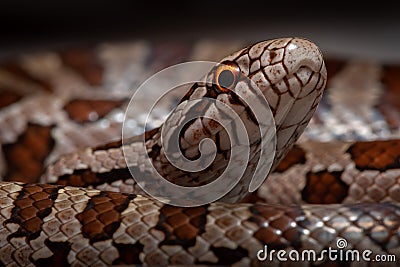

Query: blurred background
left=1, top=0, right=400, bottom=62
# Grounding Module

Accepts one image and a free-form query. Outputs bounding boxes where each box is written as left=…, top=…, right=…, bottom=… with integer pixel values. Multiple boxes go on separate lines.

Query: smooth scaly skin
left=42, top=37, right=327, bottom=202
left=0, top=182, right=399, bottom=266
left=0, top=38, right=399, bottom=266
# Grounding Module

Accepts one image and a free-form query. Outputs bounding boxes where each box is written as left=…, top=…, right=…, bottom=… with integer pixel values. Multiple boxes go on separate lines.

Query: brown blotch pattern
left=56, top=169, right=98, bottom=187
left=34, top=240, right=71, bottom=267
left=346, top=140, right=400, bottom=171
left=249, top=205, right=303, bottom=250
left=274, top=144, right=306, bottom=172
left=0, top=89, right=23, bottom=109
left=302, top=171, right=348, bottom=204
left=269, top=50, right=277, bottom=60
left=1, top=62, right=53, bottom=92
left=5, top=184, right=61, bottom=241
left=60, top=48, right=104, bottom=86
left=3, top=123, right=55, bottom=183
left=56, top=168, right=132, bottom=188
left=75, top=191, right=135, bottom=243
left=240, top=193, right=267, bottom=204
left=207, top=246, right=248, bottom=266
left=112, top=242, right=144, bottom=265
left=144, top=127, right=159, bottom=141
left=155, top=205, right=208, bottom=248
left=379, top=64, right=400, bottom=129
left=63, top=99, right=124, bottom=123
left=93, top=139, right=123, bottom=152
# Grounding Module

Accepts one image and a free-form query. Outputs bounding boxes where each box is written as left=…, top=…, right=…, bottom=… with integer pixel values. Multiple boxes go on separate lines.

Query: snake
left=0, top=37, right=399, bottom=266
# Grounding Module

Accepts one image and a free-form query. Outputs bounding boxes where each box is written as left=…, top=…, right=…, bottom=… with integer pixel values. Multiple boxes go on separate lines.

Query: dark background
left=1, top=1, right=400, bottom=61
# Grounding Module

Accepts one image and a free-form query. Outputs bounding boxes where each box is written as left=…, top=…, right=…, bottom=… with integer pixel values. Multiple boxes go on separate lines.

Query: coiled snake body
left=0, top=37, right=399, bottom=266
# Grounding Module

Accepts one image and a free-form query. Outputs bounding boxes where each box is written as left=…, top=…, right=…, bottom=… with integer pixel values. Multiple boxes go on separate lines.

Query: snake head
left=146, top=37, right=327, bottom=204
left=212, top=37, right=327, bottom=164
left=183, top=37, right=327, bottom=164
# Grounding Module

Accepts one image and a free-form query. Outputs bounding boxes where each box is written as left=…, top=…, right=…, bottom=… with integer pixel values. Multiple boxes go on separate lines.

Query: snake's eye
left=213, top=62, right=240, bottom=93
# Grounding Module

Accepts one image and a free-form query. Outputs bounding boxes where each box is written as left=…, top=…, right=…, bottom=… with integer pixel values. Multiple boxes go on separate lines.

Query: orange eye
left=213, top=62, right=240, bottom=93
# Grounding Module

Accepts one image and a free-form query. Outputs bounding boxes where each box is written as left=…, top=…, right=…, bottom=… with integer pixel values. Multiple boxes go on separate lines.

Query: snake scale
left=0, top=37, right=399, bottom=266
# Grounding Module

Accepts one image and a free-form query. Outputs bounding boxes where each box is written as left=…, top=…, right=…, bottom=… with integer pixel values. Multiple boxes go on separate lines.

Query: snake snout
left=283, top=37, right=327, bottom=77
